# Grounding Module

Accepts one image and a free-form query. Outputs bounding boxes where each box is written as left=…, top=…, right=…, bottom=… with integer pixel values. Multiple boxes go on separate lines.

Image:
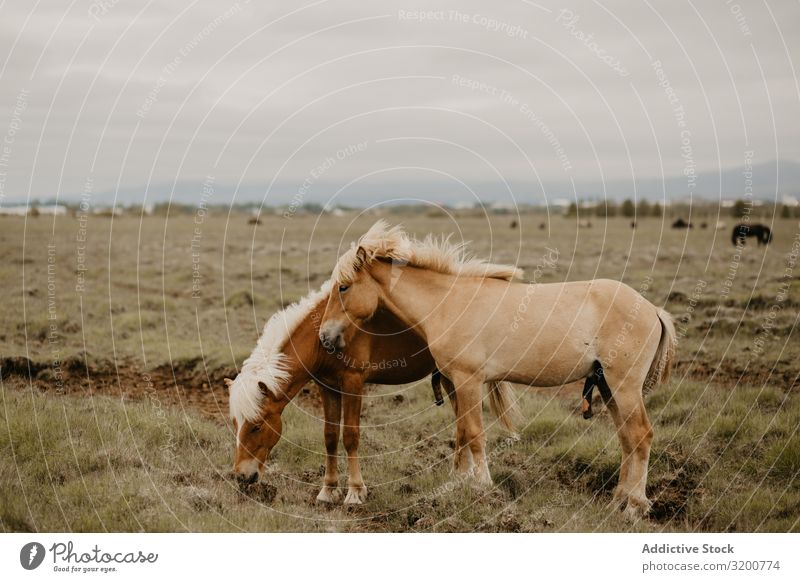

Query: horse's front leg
left=452, top=371, right=492, bottom=487
left=342, top=373, right=368, bottom=504
left=440, top=375, right=474, bottom=475
left=316, top=384, right=342, bottom=504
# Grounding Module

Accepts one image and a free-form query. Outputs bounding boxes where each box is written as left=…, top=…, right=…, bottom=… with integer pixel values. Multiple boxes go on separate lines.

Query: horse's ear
left=224, top=378, right=233, bottom=389
left=258, top=381, right=281, bottom=402
left=354, top=246, right=368, bottom=271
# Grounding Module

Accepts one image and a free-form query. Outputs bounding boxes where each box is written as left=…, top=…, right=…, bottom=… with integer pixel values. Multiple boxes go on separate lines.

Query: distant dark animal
left=731, top=223, right=772, bottom=247
left=539, top=222, right=546, bottom=230
left=671, top=218, right=692, bottom=229
left=509, top=220, right=518, bottom=229
left=630, top=221, right=636, bottom=229
left=248, top=217, right=262, bottom=225
left=700, top=222, right=708, bottom=229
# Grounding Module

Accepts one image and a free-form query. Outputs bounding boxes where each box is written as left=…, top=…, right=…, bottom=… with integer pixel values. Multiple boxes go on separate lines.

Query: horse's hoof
left=344, top=485, right=368, bottom=504
left=315, top=486, right=341, bottom=504
left=609, top=487, right=628, bottom=510
left=452, top=455, right=476, bottom=477
left=467, top=469, right=494, bottom=489
left=451, top=465, right=473, bottom=479
left=622, top=497, right=652, bottom=521
left=474, top=476, right=494, bottom=489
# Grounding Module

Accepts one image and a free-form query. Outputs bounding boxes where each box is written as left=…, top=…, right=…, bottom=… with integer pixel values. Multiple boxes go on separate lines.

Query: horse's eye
left=249, top=425, right=261, bottom=434
left=338, top=285, right=349, bottom=293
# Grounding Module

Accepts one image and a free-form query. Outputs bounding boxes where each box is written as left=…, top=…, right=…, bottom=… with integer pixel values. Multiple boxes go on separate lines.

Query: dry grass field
left=1, top=210, right=799, bottom=532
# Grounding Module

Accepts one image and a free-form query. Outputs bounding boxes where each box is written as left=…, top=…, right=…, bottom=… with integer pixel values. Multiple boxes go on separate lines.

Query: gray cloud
left=0, top=0, right=798, bottom=206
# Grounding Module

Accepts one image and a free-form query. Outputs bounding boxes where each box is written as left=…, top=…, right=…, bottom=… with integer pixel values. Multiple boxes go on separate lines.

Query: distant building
left=781, top=195, right=798, bottom=207
left=0, top=204, right=68, bottom=216
left=36, top=205, right=69, bottom=215
left=0, top=205, right=31, bottom=216
left=92, top=205, right=124, bottom=216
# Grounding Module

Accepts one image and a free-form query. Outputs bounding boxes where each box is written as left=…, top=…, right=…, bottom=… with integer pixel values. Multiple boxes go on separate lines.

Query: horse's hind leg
left=595, top=368, right=630, bottom=499
left=316, top=384, right=342, bottom=504
left=599, top=365, right=654, bottom=518
left=342, top=374, right=368, bottom=504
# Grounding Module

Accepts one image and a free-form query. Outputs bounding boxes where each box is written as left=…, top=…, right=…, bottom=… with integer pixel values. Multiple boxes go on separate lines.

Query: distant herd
left=512, top=218, right=776, bottom=247
left=670, top=219, right=773, bottom=247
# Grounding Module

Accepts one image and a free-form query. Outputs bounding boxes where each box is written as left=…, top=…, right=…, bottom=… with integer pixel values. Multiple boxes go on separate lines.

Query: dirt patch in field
left=237, top=481, right=277, bottom=504
left=648, top=468, right=703, bottom=523
left=647, top=447, right=709, bottom=524
left=4, top=347, right=798, bottom=426
left=676, top=358, right=800, bottom=391
left=0, top=355, right=323, bottom=422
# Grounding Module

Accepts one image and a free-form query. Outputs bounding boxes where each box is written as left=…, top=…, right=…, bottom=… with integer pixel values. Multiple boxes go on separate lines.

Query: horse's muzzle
left=235, top=471, right=259, bottom=486
left=319, top=322, right=346, bottom=350
left=234, top=458, right=260, bottom=485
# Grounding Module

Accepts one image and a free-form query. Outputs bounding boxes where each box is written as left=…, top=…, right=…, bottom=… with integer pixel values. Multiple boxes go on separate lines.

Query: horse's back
left=472, top=278, right=658, bottom=385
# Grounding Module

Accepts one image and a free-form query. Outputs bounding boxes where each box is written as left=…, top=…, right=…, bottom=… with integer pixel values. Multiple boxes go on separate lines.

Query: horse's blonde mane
left=229, top=280, right=331, bottom=423
left=332, top=220, right=524, bottom=284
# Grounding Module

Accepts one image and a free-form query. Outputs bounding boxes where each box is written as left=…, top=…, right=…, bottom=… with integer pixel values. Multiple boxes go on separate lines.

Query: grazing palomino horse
left=227, top=280, right=518, bottom=504
left=731, top=223, right=772, bottom=247
left=319, top=221, right=677, bottom=517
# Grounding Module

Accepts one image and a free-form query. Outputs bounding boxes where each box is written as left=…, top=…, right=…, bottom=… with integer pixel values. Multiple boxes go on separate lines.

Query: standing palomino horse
left=319, top=221, right=677, bottom=517
left=227, top=278, right=518, bottom=504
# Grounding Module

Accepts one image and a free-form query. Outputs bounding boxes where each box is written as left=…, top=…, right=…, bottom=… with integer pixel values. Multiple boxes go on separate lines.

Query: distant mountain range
left=45, top=158, right=800, bottom=208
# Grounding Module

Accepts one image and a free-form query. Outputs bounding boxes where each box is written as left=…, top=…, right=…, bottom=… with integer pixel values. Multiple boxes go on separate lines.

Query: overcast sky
left=0, top=0, right=798, bottom=206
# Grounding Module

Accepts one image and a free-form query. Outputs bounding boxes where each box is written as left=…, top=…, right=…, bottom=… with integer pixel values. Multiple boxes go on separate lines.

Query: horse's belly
left=485, top=341, right=595, bottom=387
left=433, top=279, right=642, bottom=386
left=475, top=285, right=600, bottom=385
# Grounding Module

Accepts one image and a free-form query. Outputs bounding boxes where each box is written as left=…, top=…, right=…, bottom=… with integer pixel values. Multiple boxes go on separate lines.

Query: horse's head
left=227, top=376, right=287, bottom=484
left=319, top=247, right=382, bottom=351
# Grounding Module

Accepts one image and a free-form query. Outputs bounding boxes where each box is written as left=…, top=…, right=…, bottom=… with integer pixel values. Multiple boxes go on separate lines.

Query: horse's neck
left=371, top=262, right=453, bottom=339
left=279, top=304, right=324, bottom=398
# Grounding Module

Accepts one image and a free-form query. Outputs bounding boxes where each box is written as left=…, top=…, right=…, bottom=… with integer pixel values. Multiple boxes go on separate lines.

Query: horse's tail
left=643, top=308, right=677, bottom=394
left=488, top=381, right=521, bottom=434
